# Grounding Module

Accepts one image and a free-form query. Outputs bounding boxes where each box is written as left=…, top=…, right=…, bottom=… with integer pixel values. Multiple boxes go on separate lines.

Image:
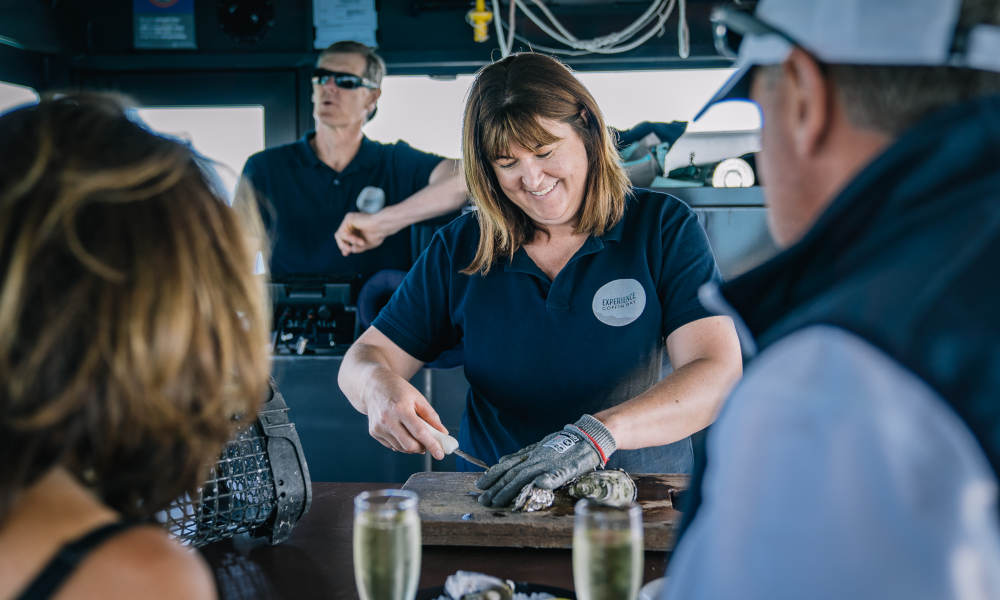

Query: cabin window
left=364, top=68, right=760, bottom=158
left=135, top=105, right=265, bottom=201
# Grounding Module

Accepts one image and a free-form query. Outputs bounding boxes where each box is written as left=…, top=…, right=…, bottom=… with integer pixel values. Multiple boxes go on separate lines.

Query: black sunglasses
left=711, top=4, right=804, bottom=59
left=311, top=68, right=378, bottom=90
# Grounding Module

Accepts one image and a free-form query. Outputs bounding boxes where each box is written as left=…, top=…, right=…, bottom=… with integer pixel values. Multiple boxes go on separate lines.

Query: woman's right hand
left=338, top=325, right=448, bottom=460
left=363, top=373, right=449, bottom=460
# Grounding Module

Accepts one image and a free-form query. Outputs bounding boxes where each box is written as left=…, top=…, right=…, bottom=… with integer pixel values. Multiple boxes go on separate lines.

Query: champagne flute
left=572, top=498, right=643, bottom=600
left=353, top=489, right=421, bottom=600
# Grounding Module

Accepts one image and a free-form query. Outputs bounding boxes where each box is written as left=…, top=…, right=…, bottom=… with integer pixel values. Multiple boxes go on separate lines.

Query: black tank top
left=16, top=521, right=142, bottom=600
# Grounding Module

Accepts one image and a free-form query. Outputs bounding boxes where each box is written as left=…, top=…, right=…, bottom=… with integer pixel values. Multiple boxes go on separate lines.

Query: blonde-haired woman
left=0, top=93, right=271, bottom=598
left=340, top=53, right=741, bottom=507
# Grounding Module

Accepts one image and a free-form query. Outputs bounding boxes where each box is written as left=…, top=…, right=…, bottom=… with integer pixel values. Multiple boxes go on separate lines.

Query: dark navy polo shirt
left=241, top=134, right=444, bottom=280
left=373, top=189, right=721, bottom=472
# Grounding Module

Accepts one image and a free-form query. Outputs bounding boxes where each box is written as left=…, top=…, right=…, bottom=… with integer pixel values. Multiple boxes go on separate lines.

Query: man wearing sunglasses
left=238, top=40, right=467, bottom=282
left=662, top=0, right=1000, bottom=597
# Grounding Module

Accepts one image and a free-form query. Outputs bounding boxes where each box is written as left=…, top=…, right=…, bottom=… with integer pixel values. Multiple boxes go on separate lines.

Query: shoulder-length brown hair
left=461, top=52, right=630, bottom=274
left=0, top=93, right=272, bottom=520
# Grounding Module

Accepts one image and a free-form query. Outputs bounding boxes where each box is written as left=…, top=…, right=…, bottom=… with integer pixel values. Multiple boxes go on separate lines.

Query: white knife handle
left=425, top=426, right=459, bottom=455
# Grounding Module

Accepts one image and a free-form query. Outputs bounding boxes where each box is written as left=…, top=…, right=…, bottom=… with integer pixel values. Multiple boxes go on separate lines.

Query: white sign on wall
left=314, top=0, right=377, bottom=49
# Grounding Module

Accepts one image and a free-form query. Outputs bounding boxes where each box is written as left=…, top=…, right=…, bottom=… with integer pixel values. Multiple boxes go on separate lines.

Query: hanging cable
left=677, top=0, right=690, bottom=58
left=528, top=0, right=579, bottom=45
left=505, top=0, right=517, bottom=54
left=491, top=0, right=521, bottom=57
left=491, top=0, right=509, bottom=55
left=504, top=30, right=593, bottom=56
left=498, top=0, right=679, bottom=56
left=589, top=0, right=676, bottom=54
left=513, top=1, right=580, bottom=48
left=524, top=0, right=666, bottom=51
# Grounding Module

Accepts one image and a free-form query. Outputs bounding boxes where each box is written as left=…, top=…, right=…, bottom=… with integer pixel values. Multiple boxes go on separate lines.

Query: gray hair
left=317, top=41, right=386, bottom=88
left=830, top=0, right=1000, bottom=134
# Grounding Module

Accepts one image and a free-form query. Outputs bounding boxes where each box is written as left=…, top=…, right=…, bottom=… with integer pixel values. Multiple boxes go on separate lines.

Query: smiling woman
left=462, top=53, right=628, bottom=275
left=338, top=52, right=743, bottom=509
left=489, top=117, right=589, bottom=239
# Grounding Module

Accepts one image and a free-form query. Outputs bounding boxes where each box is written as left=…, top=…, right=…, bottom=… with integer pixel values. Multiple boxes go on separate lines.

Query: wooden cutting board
left=401, top=472, right=687, bottom=550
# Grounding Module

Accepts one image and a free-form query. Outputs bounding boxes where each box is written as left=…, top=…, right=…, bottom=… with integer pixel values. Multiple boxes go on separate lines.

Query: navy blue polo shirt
left=373, top=189, right=721, bottom=473
left=241, top=134, right=444, bottom=280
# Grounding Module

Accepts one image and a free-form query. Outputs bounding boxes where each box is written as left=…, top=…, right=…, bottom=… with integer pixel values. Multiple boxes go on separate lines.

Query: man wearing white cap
left=664, top=0, right=1000, bottom=597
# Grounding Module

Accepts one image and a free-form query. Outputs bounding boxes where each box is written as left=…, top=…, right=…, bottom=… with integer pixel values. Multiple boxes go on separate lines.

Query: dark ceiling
left=1, top=0, right=736, bottom=76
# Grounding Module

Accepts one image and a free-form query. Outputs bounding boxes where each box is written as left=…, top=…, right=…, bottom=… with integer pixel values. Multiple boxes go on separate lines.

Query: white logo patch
left=592, top=278, right=646, bottom=327
left=543, top=433, right=578, bottom=454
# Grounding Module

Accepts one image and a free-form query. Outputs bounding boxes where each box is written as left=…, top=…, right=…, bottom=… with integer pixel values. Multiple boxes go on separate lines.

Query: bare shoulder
left=63, top=525, right=215, bottom=599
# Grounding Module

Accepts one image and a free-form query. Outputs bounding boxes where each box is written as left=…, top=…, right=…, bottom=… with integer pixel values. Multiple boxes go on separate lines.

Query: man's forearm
left=374, top=159, right=467, bottom=235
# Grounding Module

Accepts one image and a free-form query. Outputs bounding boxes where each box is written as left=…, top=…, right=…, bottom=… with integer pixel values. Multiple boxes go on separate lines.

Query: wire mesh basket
left=157, top=381, right=311, bottom=547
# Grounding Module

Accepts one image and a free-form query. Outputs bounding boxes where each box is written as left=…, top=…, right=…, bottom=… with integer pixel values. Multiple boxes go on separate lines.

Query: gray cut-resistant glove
left=475, top=414, right=617, bottom=508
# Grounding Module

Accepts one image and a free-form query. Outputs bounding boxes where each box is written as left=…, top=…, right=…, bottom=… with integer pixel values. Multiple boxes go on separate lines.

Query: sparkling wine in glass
left=572, top=498, right=643, bottom=600
left=353, top=489, right=421, bottom=600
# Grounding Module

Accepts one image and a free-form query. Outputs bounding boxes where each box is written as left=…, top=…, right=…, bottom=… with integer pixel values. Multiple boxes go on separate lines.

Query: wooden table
left=200, top=482, right=671, bottom=599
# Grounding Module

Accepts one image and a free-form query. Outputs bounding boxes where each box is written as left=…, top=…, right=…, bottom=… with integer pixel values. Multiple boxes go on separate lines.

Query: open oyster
left=511, top=483, right=555, bottom=513
left=565, top=469, right=637, bottom=507
left=508, top=470, right=638, bottom=512
left=443, top=570, right=515, bottom=600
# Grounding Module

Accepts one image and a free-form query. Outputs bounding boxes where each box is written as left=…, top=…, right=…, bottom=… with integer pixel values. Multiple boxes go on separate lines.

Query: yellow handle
left=467, top=0, right=493, bottom=43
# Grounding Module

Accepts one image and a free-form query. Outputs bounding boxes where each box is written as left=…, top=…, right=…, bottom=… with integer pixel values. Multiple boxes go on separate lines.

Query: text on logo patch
left=543, top=433, right=578, bottom=454
left=592, top=278, right=646, bottom=327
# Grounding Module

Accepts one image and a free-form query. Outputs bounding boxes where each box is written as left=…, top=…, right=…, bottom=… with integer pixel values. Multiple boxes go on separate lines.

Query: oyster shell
left=511, top=483, right=555, bottom=512
left=565, top=469, right=637, bottom=507
left=443, top=570, right=515, bottom=600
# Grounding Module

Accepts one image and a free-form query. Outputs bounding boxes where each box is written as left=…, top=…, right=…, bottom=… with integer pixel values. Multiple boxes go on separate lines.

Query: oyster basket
left=157, top=381, right=312, bottom=547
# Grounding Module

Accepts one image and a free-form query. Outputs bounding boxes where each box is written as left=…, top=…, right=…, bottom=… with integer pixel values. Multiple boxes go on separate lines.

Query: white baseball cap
left=694, top=0, right=1000, bottom=120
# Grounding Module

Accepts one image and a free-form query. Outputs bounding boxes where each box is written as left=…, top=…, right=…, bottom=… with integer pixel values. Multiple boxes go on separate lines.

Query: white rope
left=493, top=0, right=694, bottom=58
left=514, top=1, right=578, bottom=48
left=491, top=0, right=511, bottom=56
left=504, top=29, right=594, bottom=56
left=587, top=0, right=675, bottom=54
left=498, top=13, right=660, bottom=56
left=505, top=0, right=517, bottom=55
left=518, top=0, right=665, bottom=52
left=677, top=0, right=690, bottom=58
left=528, top=0, right=579, bottom=44
left=501, top=0, right=684, bottom=56
left=595, top=0, right=668, bottom=47
left=536, top=0, right=665, bottom=51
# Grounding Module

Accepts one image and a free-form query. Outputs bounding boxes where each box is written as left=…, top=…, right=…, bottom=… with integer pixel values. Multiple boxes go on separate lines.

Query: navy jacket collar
left=718, top=95, right=1000, bottom=346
